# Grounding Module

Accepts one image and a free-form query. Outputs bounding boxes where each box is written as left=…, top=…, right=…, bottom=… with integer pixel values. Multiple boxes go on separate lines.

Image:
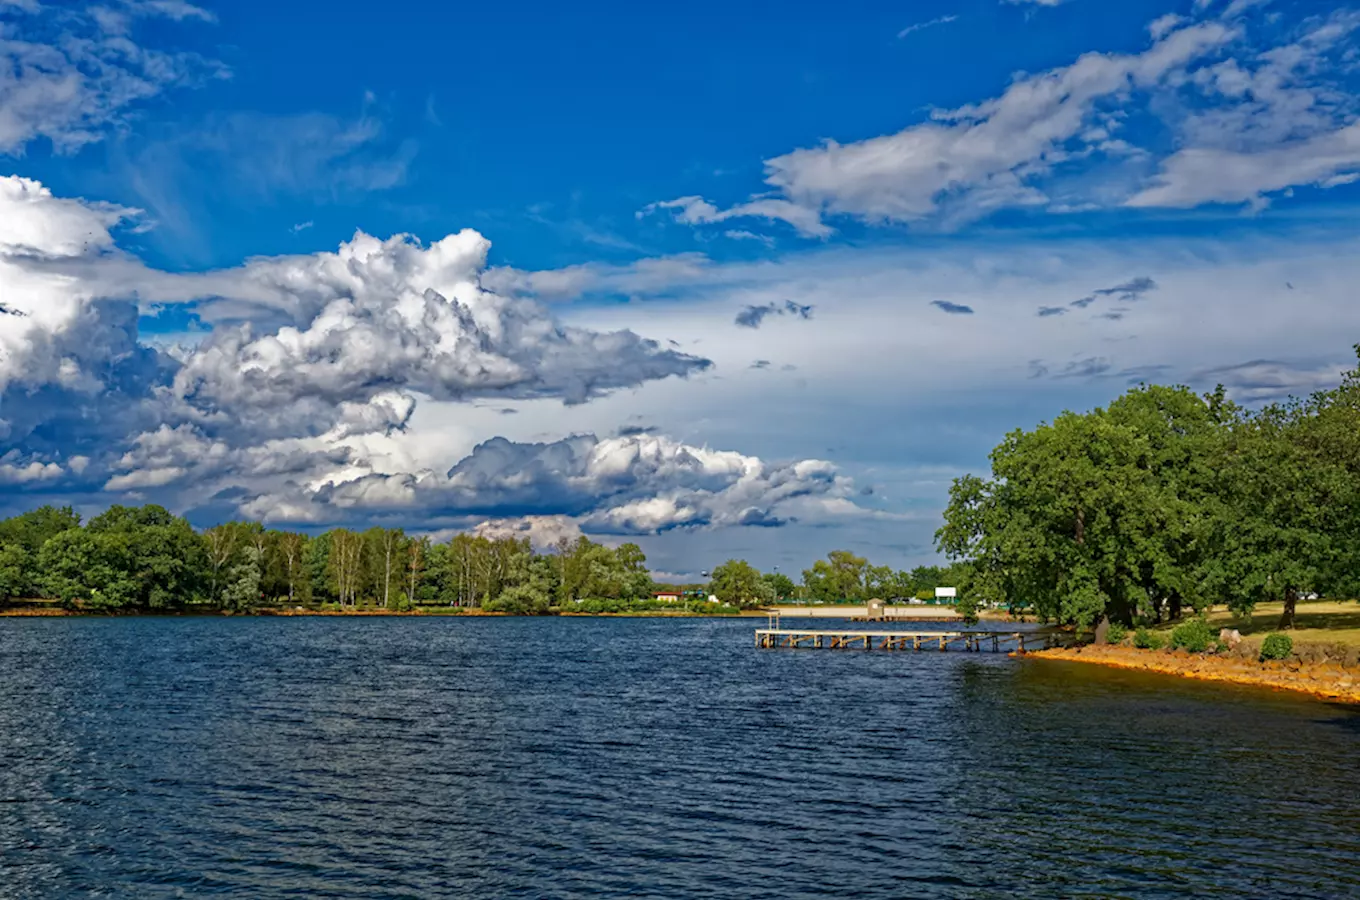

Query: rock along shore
left=1032, top=643, right=1360, bottom=704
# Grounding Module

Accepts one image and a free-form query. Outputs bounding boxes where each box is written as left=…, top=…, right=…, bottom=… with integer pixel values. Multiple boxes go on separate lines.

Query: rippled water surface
left=3, top=617, right=1360, bottom=899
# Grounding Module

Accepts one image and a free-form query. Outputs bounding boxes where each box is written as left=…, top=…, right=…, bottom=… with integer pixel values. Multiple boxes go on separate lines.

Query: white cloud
left=1127, top=122, right=1360, bottom=208
left=639, top=194, right=834, bottom=239
left=0, top=1, right=225, bottom=154
left=898, top=15, right=958, bottom=39
left=242, top=431, right=860, bottom=536
left=723, top=230, right=775, bottom=247
left=1128, top=12, right=1360, bottom=209
left=643, top=20, right=1235, bottom=233
left=762, top=22, right=1233, bottom=225
left=1149, top=14, right=1187, bottom=41
left=640, top=9, right=1360, bottom=231
left=0, top=176, right=713, bottom=519
left=482, top=253, right=714, bottom=302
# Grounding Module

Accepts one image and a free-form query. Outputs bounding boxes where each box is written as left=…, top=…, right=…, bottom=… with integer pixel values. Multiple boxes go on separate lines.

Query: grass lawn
left=1153, top=600, right=1360, bottom=646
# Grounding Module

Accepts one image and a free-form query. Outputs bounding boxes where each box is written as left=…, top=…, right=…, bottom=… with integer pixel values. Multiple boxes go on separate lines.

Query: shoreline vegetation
left=0, top=503, right=964, bottom=619
left=932, top=353, right=1360, bottom=703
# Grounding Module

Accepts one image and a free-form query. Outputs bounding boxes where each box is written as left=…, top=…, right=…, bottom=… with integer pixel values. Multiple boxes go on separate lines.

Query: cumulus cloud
left=253, top=432, right=859, bottom=536
left=0, top=0, right=225, bottom=154
left=0, top=176, right=713, bottom=521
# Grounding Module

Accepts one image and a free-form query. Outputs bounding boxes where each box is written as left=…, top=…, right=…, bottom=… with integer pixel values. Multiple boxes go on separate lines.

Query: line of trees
left=937, top=348, right=1360, bottom=630
left=0, top=508, right=656, bottom=615
left=703, top=554, right=963, bottom=607
left=0, top=500, right=969, bottom=616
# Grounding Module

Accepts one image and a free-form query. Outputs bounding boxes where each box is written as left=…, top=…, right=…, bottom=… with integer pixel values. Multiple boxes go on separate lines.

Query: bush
left=1133, top=627, right=1164, bottom=650
left=1260, top=632, right=1293, bottom=661
left=1105, top=623, right=1128, bottom=645
left=1170, top=619, right=1214, bottom=653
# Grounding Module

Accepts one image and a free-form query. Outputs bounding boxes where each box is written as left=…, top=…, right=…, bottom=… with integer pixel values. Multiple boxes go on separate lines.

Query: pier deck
left=754, top=627, right=1068, bottom=652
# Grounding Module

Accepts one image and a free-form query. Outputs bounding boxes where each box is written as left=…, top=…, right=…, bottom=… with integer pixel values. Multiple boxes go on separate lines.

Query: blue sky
left=4, top=0, right=1360, bottom=578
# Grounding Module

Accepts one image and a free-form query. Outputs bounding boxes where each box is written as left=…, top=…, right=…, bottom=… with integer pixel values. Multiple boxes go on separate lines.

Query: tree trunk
left=1074, top=507, right=1085, bottom=545
left=1278, top=586, right=1298, bottom=630
left=1168, top=594, right=1182, bottom=622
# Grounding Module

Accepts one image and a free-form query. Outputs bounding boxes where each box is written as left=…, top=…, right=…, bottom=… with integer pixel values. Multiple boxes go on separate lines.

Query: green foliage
left=935, top=354, right=1360, bottom=630
left=0, top=505, right=81, bottom=599
left=802, top=551, right=868, bottom=603
left=1169, top=618, right=1214, bottom=653
left=485, top=583, right=553, bottom=615
left=1260, top=632, right=1294, bottom=661
left=710, top=559, right=772, bottom=608
left=1106, top=622, right=1128, bottom=645
left=762, top=571, right=797, bottom=600
left=0, top=543, right=28, bottom=601
left=38, top=506, right=207, bottom=609
left=1133, top=627, right=1164, bottom=650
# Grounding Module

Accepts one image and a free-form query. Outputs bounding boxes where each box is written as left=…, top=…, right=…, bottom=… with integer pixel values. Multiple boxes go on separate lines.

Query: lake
left=2, top=616, right=1359, bottom=898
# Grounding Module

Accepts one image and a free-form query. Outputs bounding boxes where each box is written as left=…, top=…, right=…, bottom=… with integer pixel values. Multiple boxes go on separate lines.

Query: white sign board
left=935, top=587, right=957, bottom=599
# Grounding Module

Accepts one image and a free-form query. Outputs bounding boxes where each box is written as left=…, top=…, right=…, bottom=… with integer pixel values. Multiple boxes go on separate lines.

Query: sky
left=3, top=0, right=1360, bottom=580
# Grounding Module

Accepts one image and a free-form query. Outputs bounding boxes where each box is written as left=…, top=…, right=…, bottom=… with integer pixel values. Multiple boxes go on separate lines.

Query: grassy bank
left=1142, top=600, right=1360, bottom=647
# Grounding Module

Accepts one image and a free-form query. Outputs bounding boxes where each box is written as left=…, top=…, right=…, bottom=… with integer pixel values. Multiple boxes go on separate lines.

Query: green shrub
left=1212, top=639, right=1229, bottom=654
left=1260, top=632, right=1294, bottom=661
left=1170, top=619, right=1214, bottom=653
left=1105, top=623, right=1128, bottom=645
left=1133, top=627, right=1164, bottom=650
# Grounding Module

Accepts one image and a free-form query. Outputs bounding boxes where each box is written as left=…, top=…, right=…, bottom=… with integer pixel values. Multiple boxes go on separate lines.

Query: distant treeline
left=937, top=348, right=1360, bottom=630
left=0, top=505, right=960, bottom=614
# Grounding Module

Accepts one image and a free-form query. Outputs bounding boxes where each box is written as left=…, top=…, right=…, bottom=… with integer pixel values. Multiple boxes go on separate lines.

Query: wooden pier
left=754, top=624, right=1068, bottom=653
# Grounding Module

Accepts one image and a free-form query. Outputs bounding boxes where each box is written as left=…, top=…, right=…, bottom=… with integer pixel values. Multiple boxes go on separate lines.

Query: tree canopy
left=938, top=350, right=1360, bottom=629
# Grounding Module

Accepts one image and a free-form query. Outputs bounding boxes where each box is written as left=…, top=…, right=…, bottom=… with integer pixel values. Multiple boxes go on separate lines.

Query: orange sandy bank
left=1032, top=643, right=1360, bottom=704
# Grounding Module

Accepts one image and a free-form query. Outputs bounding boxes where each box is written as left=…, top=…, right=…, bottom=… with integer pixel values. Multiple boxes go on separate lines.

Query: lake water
left=2, top=616, right=1359, bottom=899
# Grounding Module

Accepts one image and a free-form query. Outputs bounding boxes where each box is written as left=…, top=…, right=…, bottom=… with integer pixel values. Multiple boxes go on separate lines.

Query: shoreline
left=0, top=606, right=757, bottom=619
left=1031, top=643, right=1360, bottom=704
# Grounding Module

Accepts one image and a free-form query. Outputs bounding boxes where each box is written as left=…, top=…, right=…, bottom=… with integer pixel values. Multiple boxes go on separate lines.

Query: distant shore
left=1032, top=643, right=1360, bottom=704
left=0, top=605, right=761, bottom=619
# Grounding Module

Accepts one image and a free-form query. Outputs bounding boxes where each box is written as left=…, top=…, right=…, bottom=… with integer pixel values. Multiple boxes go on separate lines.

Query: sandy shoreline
left=1032, top=644, right=1360, bottom=703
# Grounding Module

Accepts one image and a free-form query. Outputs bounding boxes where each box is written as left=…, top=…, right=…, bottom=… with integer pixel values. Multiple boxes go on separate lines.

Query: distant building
left=867, top=598, right=885, bottom=620
left=654, top=592, right=680, bottom=602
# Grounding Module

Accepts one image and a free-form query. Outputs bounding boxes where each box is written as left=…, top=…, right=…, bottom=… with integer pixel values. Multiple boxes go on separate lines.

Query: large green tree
left=39, top=505, right=207, bottom=610
left=710, top=559, right=772, bottom=608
